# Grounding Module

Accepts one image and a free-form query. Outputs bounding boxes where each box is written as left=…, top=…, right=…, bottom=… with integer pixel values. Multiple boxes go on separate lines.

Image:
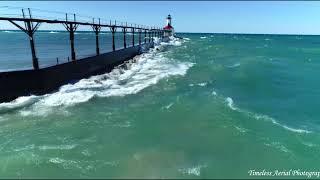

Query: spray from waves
left=224, top=97, right=312, bottom=134
left=0, top=96, right=39, bottom=113
left=0, top=37, right=193, bottom=116
left=225, top=97, right=237, bottom=111
left=35, top=53, right=193, bottom=107
left=160, top=36, right=185, bottom=46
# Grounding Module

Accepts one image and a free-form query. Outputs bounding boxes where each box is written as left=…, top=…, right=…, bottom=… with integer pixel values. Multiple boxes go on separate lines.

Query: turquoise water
left=1, top=32, right=320, bottom=178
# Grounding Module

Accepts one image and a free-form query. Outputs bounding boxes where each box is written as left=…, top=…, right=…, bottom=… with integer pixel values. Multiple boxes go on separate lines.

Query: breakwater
left=0, top=8, right=164, bottom=102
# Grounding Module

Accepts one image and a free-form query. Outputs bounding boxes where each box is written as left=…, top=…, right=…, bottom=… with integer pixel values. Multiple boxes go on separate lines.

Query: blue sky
left=0, top=1, right=320, bottom=34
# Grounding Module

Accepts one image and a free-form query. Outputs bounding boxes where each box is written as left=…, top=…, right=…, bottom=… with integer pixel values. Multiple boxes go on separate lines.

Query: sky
left=0, top=1, right=320, bottom=34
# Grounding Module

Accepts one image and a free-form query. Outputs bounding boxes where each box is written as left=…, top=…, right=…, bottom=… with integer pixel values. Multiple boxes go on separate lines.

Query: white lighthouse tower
left=163, top=14, right=174, bottom=37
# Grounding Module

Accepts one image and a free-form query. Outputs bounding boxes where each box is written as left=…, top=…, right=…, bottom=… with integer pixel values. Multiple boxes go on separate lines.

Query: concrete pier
left=0, top=8, right=163, bottom=103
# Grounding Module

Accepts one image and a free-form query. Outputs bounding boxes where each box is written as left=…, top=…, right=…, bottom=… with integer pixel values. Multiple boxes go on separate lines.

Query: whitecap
left=254, top=114, right=312, bottom=134
left=200, top=36, right=207, bottom=39
left=0, top=95, right=39, bottom=113
left=113, top=121, right=131, bottom=128
left=227, top=63, right=240, bottom=68
left=39, top=144, right=77, bottom=150
left=2, top=30, right=19, bottom=33
left=179, top=165, right=206, bottom=176
left=224, top=97, right=311, bottom=134
left=225, top=97, right=237, bottom=110
left=234, top=126, right=247, bottom=133
left=163, top=102, right=174, bottom=110
left=49, top=31, right=59, bottom=34
left=197, top=82, right=207, bottom=87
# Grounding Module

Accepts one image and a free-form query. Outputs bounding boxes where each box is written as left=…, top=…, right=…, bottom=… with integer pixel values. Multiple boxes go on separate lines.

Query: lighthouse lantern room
left=163, top=14, right=174, bottom=37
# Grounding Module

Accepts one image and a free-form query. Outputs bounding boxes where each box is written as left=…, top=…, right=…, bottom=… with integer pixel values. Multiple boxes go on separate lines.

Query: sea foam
left=0, top=37, right=193, bottom=116
left=225, top=96, right=312, bottom=134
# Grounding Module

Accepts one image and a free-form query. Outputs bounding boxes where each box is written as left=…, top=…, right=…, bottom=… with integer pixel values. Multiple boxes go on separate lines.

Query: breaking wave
left=225, top=97, right=312, bottom=134
left=0, top=37, right=193, bottom=116
left=227, top=63, right=240, bottom=68
left=178, top=164, right=206, bottom=176
left=49, top=31, right=59, bottom=34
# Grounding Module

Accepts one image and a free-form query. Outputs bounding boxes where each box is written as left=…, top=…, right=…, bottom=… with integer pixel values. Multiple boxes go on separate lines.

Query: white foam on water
left=0, top=96, right=39, bottom=113
left=163, top=102, right=174, bottom=110
left=183, top=37, right=190, bottom=41
left=197, top=82, right=207, bottom=87
left=234, top=125, right=247, bottom=133
left=2, top=30, right=20, bottom=33
left=224, top=96, right=312, bottom=134
left=189, top=82, right=208, bottom=87
left=226, top=97, right=237, bottom=110
left=200, top=36, right=207, bottom=39
left=112, top=121, right=131, bottom=128
left=0, top=37, right=193, bottom=116
left=160, top=37, right=184, bottom=46
left=254, top=114, right=312, bottom=134
left=49, top=31, right=59, bottom=34
left=264, top=141, right=291, bottom=154
left=227, top=63, right=241, bottom=68
left=38, top=144, right=77, bottom=150
left=179, top=164, right=206, bottom=176
left=211, top=90, right=217, bottom=96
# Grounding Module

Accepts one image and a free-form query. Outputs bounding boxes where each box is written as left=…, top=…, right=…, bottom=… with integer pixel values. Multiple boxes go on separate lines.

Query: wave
left=234, top=125, right=247, bottom=133
left=225, top=97, right=312, bottom=134
left=0, top=37, right=193, bottom=116
left=2, top=30, right=20, bottom=33
left=49, top=31, right=59, bottom=34
left=197, top=82, right=207, bottom=87
left=178, top=164, right=206, bottom=176
left=162, top=102, right=174, bottom=110
left=160, top=36, right=184, bottom=46
left=39, top=144, right=77, bottom=150
left=0, top=95, right=39, bottom=113
left=200, top=36, right=207, bottom=39
left=264, top=141, right=291, bottom=153
left=226, top=97, right=237, bottom=110
left=227, top=63, right=240, bottom=68
left=189, top=82, right=208, bottom=87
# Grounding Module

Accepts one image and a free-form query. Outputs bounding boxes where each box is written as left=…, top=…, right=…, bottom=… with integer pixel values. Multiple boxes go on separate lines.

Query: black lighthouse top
left=164, top=14, right=173, bottom=30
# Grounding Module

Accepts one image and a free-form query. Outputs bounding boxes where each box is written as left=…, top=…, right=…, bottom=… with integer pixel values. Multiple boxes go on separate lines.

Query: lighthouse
left=163, top=14, right=174, bottom=37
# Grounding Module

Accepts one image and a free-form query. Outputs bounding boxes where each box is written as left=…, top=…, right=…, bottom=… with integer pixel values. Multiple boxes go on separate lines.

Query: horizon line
left=1, top=29, right=319, bottom=36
